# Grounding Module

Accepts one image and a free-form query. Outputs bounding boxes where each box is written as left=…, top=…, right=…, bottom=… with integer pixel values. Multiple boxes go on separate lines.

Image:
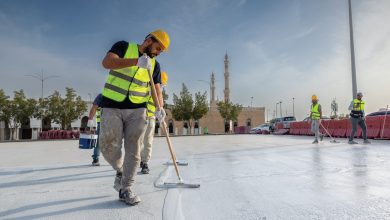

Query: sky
left=0, top=0, right=389, bottom=121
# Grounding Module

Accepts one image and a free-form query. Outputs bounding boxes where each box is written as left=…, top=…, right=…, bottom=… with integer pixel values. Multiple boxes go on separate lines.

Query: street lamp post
left=25, top=70, right=59, bottom=131
left=279, top=101, right=283, bottom=117
left=348, top=0, right=357, bottom=99
left=275, top=102, right=279, bottom=118
left=293, top=97, right=295, bottom=117
left=25, top=70, right=59, bottom=101
left=250, top=96, right=253, bottom=107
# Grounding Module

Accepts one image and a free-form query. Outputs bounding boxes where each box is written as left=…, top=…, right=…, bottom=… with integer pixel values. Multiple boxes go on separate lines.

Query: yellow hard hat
left=161, top=71, right=168, bottom=86
left=150, top=29, right=170, bottom=51
left=312, top=95, right=317, bottom=100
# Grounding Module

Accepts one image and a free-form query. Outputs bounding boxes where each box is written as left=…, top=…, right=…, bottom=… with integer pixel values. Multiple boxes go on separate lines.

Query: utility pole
left=25, top=70, right=59, bottom=132
left=275, top=102, right=279, bottom=118
left=348, top=0, right=357, bottom=99
left=250, top=96, right=253, bottom=107
left=279, top=101, right=283, bottom=117
left=293, top=97, right=295, bottom=117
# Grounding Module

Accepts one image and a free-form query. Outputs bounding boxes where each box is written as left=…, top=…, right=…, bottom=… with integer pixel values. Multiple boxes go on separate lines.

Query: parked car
left=366, top=111, right=390, bottom=117
left=250, top=123, right=270, bottom=134
left=269, top=116, right=296, bottom=132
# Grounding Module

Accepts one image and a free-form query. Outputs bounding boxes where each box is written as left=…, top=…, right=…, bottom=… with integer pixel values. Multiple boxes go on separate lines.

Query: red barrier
left=276, top=122, right=284, bottom=130
left=289, top=122, right=300, bottom=135
left=39, top=131, right=49, bottom=139
left=319, top=120, right=330, bottom=135
left=378, top=116, right=390, bottom=139
left=300, top=121, right=311, bottom=136
left=333, top=119, right=348, bottom=138
left=72, top=131, right=80, bottom=139
left=326, top=120, right=337, bottom=137
left=346, top=118, right=362, bottom=138
left=365, top=116, right=382, bottom=138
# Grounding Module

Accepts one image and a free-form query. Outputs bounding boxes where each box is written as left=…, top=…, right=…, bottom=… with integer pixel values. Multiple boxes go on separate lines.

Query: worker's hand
left=155, top=108, right=166, bottom=122
left=87, top=119, right=95, bottom=128
left=137, top=54, right=152, bottom=70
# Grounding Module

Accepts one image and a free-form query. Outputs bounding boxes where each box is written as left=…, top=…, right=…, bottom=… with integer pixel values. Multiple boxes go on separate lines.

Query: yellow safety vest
left=96, top=108, right=101, bottom=123
left=146, top=97, right=156, bottom=117
left=353, top=99, right=365, bottom=111
left=311, top=104, right=321, bottom=120
left=102, top=43, right=155, bottom=104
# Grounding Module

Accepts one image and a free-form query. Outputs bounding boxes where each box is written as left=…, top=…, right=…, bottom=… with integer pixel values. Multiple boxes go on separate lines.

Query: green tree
left=162, top=89, right=169, bottom=108
left=8, top=90, right=37, bottom=140
left=217, top=101, right=243, bottom=131
left=0, top=89, right=12, bottom=131
left=48, top=88, right=87, bottom=130
left=171, top=83, right=208, bottom=134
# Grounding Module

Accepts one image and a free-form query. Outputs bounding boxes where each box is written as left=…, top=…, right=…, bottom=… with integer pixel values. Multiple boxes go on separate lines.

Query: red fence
left=39, top=130, right=80, bottom=139
left=271, top=116, right=390, bottom=139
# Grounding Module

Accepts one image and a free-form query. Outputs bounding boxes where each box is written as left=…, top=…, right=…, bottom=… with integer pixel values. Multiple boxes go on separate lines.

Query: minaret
left=211, top=72, right=216, bottom=103
left=224, top=52, right=230, bottom=102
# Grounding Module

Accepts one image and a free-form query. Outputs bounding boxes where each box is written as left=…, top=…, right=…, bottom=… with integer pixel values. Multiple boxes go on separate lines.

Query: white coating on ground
left=1, top=135, right=390, bottom=219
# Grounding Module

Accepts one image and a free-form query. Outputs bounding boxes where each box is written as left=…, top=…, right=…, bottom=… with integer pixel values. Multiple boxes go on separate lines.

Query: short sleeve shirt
left=102, top=41, right=162, bottom=109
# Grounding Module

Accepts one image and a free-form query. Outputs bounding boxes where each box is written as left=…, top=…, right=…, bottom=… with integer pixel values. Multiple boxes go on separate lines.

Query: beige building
left=161, top=53, right=265, bottom=135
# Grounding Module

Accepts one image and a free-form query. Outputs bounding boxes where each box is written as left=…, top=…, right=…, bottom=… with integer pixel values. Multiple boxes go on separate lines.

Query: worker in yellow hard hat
left=100, top=29, right=170, bottom=206
left=310, top=94, right=324, bottom=144
left=139, top=71, right=168, bottom=174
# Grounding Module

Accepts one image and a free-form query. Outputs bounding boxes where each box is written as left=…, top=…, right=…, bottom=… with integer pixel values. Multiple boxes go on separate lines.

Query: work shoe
left=140, top=161, right=144, bottom=168
left=320, top=134, right=324, bottom=141
left=119, top=189, right=141, bottom=206
left=141, top=162, right=150, bottom=174
left=113, top=171, right=122, bottom=192
left=312, top=139, right=319, bottom=144
left=348, top=140, right=358, bottom=144
left=363, top=139, right=371, bottom=144
left=91, top=158, right=100, bottom=166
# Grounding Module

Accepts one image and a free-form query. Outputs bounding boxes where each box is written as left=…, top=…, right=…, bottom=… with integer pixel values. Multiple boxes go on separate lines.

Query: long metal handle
left=146, top=66, right=183, bottom=182
left=380, top=105, right=389, bottom=139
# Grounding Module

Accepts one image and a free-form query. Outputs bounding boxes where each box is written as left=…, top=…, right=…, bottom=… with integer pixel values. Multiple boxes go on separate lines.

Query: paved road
left=1, top=135, right=390, bottom=219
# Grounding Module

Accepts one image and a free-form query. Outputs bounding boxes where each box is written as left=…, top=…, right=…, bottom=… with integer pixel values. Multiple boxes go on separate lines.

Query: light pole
left=279, top=101, right=283, bottom=117
left=275, top=102, right=279, bottom=118
left=250, top=96, right=253, bottom=107
left=25, top=70, right=59, bottom=101
left=25, top=70, right=59, bottom=132
left=293, top=97, right=295, bottom=117
left=348, top=0, right=357, bottom=99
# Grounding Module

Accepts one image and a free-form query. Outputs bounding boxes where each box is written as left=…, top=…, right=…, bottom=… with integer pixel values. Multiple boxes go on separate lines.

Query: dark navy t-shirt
left=102, top=41, right=161, bottom=109
left=93, top=94, right=103, bottom=107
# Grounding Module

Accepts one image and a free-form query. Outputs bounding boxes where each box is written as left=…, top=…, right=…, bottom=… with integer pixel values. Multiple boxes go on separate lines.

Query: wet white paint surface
left=1, top=135, right=390, bottom=219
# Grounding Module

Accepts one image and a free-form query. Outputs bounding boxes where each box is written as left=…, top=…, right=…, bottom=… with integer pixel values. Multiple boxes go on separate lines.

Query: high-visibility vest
left=102, top=43, right=155, bottom=104
left=353, top=99, right=365, bottom=111
left=146, top=98, right=156, bottom=117
left=311, top=104, right=321, bottom=120
left=96, top=108, right=101, bottom=123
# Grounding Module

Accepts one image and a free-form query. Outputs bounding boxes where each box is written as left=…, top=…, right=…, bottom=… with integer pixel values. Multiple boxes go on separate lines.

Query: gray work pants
left=99, top=108, right=147, bottom=191
left=349, top=117, right=367, bottom=141
left=311, top=119, right=320, bottom=140
left=140, top=117, right=156, bottom=164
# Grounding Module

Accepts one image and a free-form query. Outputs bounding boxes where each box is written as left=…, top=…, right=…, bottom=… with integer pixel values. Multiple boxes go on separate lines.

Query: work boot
left=312, top=139, right=319, bottom=144
left=119, top=189, right=141, bottom=206
left=113, top=171, right=122, bottom=192
left=91, top=158, right=100, bottom=166
left=363, top=139, right=371, bottom=144
left=320, top=134, right=324, bottom=141
left=141, top=162, right=150, bottom=174
left=140, top=161, right=144, bottom=168
left=348, top=140, right=358, bottom=144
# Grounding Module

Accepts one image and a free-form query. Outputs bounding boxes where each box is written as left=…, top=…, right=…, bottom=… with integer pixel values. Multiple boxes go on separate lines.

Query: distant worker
left=99, top=29, right=168, bottom=206
left=310, top=95, right=323, bottom=144
left=87, top=93, right=103, bottom=166
left=348, top=92, right=370, bottom=144
left=140, top=71, right=168, bottom=174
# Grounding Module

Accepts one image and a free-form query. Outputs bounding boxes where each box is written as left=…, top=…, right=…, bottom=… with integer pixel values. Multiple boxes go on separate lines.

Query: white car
left=250, top=124, right=270, bottom=134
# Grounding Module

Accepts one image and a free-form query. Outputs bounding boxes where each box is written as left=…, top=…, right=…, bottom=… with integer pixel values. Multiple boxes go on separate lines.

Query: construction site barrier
left=365, top=116, right=382, bottom=139
left=289, top=122, right=300, bottom=135
left=378, top=116, right=390, bottom=139
left=319, top=120, right=330, bottom=135
left=332, top=119, right=348, bottom=138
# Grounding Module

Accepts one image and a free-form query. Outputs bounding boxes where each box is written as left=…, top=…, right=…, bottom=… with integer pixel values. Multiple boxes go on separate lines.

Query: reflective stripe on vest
left=311, top=104, right=321, bottom=120
left=353, top=99, right=365, bottom=112
left=102, top=43, right=155, bottom=103
left=146, top=98, right=156, bottom=117
left=96, top=108, right=101, bottom=123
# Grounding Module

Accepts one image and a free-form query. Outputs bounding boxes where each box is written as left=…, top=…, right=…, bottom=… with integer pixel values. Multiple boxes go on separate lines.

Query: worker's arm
left=102, top=52, right=138, bottom=70
left=309, top=105, right=312, bottom=118
left=88, top=104, right=98, bottom=119
left=348, top=101, right=354, bottom=111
